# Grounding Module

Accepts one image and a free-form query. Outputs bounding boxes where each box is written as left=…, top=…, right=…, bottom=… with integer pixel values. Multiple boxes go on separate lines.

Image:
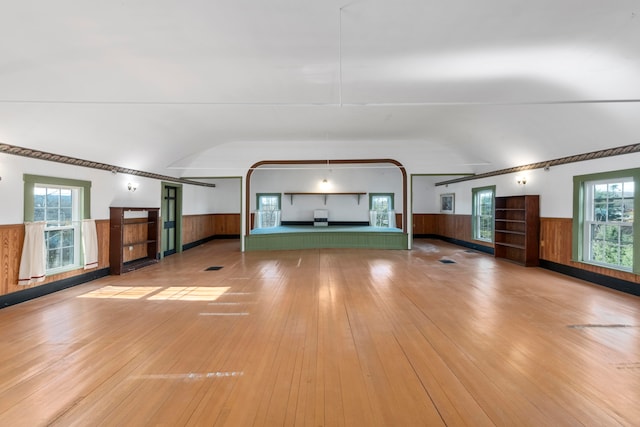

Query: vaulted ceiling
left=1, top=0, right=639, bottom=177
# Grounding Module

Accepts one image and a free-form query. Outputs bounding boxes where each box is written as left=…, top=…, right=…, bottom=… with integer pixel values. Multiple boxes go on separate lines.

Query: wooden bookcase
left=494, top=195, right=540, bottom=267
left=109, top=207, right=160, bottom=275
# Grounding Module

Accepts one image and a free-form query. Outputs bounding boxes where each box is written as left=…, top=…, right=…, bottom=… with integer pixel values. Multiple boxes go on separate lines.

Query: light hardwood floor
left=0, top=239, right=638, bottom=426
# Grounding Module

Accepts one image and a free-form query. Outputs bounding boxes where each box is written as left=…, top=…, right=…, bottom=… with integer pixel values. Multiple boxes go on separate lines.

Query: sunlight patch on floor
left=78, top=286, right=230, bottom=301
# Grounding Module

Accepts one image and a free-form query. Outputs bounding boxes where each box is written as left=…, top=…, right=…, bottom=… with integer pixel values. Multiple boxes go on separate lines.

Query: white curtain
left=255, top=210, right=281, bottom=229
left=369, top=210, right=377, bottom=226
left=82, top=219, right=99, bottom=269
left=18, top=222, right=46, bottom=286
left=369, top=210, right=396, bottom=228
left=388, top=210, right=396, bottom=228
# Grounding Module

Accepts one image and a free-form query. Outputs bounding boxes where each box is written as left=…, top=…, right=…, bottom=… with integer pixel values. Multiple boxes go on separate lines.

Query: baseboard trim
left=415, top=234, right=494, bottom=255
left=182, top=235, right=216, bottom=251
left=0, top=268, right=110, bottom=309
left=540, top=260, right=640, bottom=297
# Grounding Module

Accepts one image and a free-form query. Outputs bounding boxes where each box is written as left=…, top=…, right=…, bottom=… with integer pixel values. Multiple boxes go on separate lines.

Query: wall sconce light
left=127, top=182, right=138, bottom=192
left=516, top=176, right=527, bottom=185
left=320, top=178, right=330, bottom=190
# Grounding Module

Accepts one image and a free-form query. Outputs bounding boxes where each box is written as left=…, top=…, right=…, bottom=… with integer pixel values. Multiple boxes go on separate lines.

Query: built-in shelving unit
left=109, top=207, right=160, bottom=275
left=283, top=192, right=367, bottom=205
left=494, top=195, right=540, bottom=267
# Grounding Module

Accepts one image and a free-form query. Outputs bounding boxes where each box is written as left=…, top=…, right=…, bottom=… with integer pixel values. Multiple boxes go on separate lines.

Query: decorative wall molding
left=436, top=143, right=640, bottom=186
left=0, top=143, right=215, bottom=187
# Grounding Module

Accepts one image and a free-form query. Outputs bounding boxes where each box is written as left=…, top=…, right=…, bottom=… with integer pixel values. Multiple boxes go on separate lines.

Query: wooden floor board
left=0, top=239, right=638, bottom=426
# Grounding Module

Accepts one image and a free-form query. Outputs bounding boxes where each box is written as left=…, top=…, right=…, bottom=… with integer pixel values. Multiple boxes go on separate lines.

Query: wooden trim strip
left=0, top=143, right=215, bottom=187
left=436, top=143, right=640, bottom=186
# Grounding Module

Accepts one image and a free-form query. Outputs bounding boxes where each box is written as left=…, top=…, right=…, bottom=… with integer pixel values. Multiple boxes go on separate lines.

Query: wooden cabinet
left=494, top=195, right=540, bottom=266
left=109, top=207, right=160, bottom=275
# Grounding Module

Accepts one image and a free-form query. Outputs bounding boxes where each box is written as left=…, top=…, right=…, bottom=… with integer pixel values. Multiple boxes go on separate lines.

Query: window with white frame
left=369, top=193, right=394, bottom=227
left=256, top=193, right=281, bottom=228
left=472, top=186, right=495, bottom=242
left=24, top=175, right=90, bottom=274
left=581, top=177, right=635, bottom=270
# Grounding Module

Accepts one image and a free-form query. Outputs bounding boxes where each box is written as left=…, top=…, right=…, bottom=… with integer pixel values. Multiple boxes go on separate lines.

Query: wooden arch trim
left=245, top=159, right=407, bottom=235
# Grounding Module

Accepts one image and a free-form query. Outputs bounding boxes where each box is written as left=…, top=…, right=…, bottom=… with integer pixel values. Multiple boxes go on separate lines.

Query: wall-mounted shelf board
left=283, top=192, right=367, bottom=205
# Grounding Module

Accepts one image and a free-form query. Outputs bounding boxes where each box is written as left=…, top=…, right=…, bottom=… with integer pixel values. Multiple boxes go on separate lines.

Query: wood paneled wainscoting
left=182, top=214, right=216, bottom=248
left=182, top=213, right=240, bottom=250
left=0, top=220, right=110, bottom=298
left=414, top=214, right=640, bottom=293
left=413, top=213, right=493, bottom=251
left=540, top=217, right=640, bottom=289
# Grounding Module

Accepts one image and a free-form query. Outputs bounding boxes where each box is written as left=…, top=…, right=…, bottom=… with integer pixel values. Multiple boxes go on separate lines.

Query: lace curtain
left=255, top=210, right=281, bottom=228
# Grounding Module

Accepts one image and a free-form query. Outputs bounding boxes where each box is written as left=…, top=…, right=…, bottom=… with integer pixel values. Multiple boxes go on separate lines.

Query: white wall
left=3, top=149, right=639, bottom=226
left=411, top=152, right=640, bottom=218
left=210, top=178, right=242, bottom=214
left=0, top=153, right=217, bottom=224
left=250, top=165, right=403, bottom=222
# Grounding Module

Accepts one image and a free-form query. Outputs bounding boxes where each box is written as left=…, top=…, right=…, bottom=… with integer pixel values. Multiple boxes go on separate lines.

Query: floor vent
left=205, top=266, right=224, bottom=271
left=439, top=259, right=456, bottom=264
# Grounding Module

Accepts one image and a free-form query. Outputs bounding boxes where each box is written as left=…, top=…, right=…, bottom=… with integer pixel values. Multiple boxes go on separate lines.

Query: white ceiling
left=1, top=0, right=639, bottom=176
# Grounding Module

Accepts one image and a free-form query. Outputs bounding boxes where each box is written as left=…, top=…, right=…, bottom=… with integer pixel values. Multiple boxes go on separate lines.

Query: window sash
left=257, top=194, right=281, bottom=228
left=473, top=187, right=494, bottom=242
left=35, top=184, right=82, bottom=272
left=583, top=178, right=634, bottom=270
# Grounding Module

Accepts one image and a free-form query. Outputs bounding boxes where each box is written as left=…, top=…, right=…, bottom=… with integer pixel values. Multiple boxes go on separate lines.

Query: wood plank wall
left=182, top=214, right=216, bottom=246
left=4, top=213, right=637, bottom=297
left=413, top=213, right=493, bottom=249
left=0, top=220, right=110, bottom=297
left=0, top=214, right=242, bottom=298
left=414, top=213, right=640, bottom=285
left=181, top=213, right=240, bottom=245
left=540, top=217, right=640, bottom=284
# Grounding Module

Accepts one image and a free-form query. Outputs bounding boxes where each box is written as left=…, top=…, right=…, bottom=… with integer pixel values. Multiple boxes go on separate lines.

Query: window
left=256, top=193, right=281, bottom=228
left=24, top=175, right=91, bottom=273
left=472, top=186, right=495, bottom=242
left=369, top=193, right=394, bottom=227
left=574, top=169, right=638, bottom=272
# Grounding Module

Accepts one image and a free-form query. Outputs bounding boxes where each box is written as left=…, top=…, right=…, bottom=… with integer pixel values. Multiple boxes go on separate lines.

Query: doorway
left=162, top=183, right=182, bottom=257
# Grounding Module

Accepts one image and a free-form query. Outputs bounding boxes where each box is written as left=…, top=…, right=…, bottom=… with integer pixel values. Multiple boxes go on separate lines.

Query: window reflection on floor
left=78, top=286, right=230, bottom=301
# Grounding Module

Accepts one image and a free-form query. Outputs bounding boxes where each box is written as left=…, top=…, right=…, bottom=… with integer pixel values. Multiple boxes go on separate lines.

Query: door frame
left=161, top=182, right=183, bottom=258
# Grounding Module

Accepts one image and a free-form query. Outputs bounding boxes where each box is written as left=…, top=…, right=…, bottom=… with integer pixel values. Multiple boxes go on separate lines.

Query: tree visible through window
left=584, top=178, right=634, bottom=269
left=370, top=194, right=393, bottom=227
left=472, top=186, right=494, bottom=242
left=257, top=193, right=281, bottom=228
left=24, top=174, right=90, bottom=274
left=34, top=184, right=82, bottom=271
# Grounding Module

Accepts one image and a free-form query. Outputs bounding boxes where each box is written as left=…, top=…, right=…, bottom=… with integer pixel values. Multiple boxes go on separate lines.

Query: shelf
left=123, top=240, right=157, bottom=246
left=284, top=192, right=367, bottom=205
left=493, top=195, right=540, bottom=267
left=494, top=242, right=525, bottom=250
left=110, top=207, right=160, bottom=275
left=495, top=230, right=525, bottom=235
